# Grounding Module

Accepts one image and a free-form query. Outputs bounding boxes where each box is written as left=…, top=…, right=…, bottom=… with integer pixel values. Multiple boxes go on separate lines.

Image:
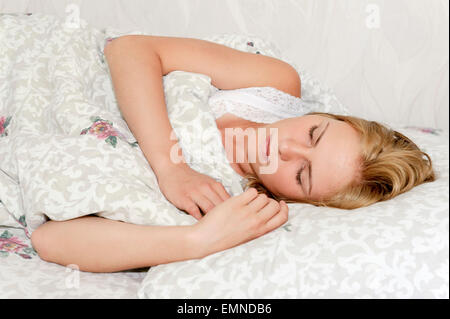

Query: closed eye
left=296, top=120, right=330, bottom=195
left=309, top=125, right=318, bottom=143
left=297, top=124, right=318, bottom=187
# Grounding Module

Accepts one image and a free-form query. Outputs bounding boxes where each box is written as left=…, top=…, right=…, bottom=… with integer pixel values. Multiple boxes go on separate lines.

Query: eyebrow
left=308, top=121, right=330, bottom=195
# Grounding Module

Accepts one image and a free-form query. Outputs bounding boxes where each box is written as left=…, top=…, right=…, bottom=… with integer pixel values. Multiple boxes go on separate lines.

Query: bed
left=1, top=125, right=448, bottom=299
left=0, top=3, right=448, bottom=299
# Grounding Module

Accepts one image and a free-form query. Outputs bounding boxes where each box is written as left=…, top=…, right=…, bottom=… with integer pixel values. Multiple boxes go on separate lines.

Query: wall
left=1, top=0, right=448, bottom=129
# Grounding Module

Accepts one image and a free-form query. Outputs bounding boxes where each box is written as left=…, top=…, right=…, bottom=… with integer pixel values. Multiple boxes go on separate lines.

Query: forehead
left=309, top=118, right=361, bottom=199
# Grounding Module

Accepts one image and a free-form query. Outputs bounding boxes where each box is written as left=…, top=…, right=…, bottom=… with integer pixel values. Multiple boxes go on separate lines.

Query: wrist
left=152, top=155, right=190, bottom=177
left=185, top=225, right=208, bottom=259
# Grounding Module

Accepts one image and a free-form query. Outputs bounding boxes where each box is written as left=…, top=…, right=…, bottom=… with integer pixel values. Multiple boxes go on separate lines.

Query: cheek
left=260, top=163, right=298, bottom=197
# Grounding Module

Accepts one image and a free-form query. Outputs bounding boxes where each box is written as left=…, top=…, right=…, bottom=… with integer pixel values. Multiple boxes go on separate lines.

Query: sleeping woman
left=30, top=35, right=435, bottom=273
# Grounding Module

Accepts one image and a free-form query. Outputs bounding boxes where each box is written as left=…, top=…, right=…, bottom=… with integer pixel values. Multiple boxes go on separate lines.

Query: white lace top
left=208, top=86, right=320, bottom=123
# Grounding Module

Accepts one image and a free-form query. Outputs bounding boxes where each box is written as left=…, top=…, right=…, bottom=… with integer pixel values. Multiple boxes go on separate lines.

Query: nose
left=278, top=138, right=310, bottom=162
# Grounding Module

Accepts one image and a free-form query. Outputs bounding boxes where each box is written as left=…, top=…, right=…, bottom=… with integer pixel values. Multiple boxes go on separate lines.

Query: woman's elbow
left=31, top=222, right=56, bottom=262
left=287, top=66, right=301, bottom=98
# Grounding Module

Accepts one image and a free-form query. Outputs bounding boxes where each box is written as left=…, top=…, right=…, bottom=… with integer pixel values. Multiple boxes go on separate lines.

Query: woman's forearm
left=104, top=38, right=186, bottom=176
left=31, top=216, right=203, bottom=273
left=31, top=190, right=288, bottom=273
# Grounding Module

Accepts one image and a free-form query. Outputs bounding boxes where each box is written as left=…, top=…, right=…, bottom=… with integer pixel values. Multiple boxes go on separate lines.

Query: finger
left=246, top=193, right=270, bottom=211
left=200, top=184, right=224, bottom=206
left=184, top=200, right=203, bottom=220
left=190, top=192, right=216, bottom=214
left=235, top=187, right=259, bottom=204
left=257, top=199, right=281, bottom=222
left=211, top=182, right=231, bottom=201
left=262, top=200, right=289, bottom=234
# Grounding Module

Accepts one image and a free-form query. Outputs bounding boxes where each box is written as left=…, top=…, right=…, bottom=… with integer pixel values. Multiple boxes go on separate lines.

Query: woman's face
left=241, top=115, right=362, bottom=201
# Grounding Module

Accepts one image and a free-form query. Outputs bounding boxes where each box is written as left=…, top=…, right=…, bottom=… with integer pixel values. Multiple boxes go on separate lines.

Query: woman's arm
left=104, top=36, right=231, bottom=219
left=31, top=216, right=201, bottom=273
left=138, top=35, right=301, bottom=97
left=106, top=35, right=301, bottom=96
left=31, top=189, right=289, bottom=273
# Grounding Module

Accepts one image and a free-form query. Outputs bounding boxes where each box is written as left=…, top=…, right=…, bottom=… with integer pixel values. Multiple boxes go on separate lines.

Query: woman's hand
left=191, top=188, right=289, bottom=257
left=156, top=163, right=232, bottom=220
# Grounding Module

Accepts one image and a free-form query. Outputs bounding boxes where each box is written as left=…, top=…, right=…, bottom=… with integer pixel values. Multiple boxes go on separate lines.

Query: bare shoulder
left=105, top=35, right=301, bottom=98
left=282, top=64, right=301, bottom=98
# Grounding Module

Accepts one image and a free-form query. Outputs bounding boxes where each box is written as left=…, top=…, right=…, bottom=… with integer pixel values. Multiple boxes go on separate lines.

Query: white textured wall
left=1, top=0, right=448, bottom=129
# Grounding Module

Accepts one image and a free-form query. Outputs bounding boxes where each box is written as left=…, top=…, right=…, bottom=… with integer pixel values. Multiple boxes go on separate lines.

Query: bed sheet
left=0, top=227, right=146, bottom=298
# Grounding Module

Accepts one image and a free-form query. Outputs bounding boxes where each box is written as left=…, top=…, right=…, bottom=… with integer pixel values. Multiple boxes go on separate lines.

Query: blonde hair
left=244, top=112, right=436, bottom=209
